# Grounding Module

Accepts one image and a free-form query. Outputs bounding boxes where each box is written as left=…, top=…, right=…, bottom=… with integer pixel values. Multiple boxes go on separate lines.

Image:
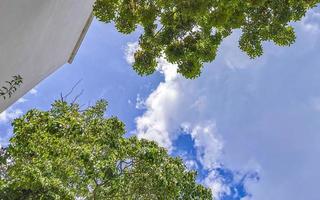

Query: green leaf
left=0, top=100, right=212, bottom=199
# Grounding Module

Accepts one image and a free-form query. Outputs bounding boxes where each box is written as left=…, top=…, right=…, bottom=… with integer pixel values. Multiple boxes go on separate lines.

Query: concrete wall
left=0, top=0, right=95, bottom=112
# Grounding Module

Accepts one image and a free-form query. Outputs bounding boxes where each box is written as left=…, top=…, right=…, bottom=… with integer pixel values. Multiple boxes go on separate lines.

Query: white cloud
left=204, top=170, right=231, bottom=199
left=182, top=122, right=223, bottom=170
left=125, top=42, right=139, bottom=65
left=14, top=88, right=37, bottom=105
left=185, top=159, right=199, bottom=170
left=134, top=59, right=182, bottom=150
left=190, top=124, right=223, bottom=169
left=135, top=94, right=146, bottom=110
left=0, top=108, right=22, bottom=124
left=17, top=98, right=27, bottom=104
left=131, top=7, right=320, bottom=199
left=298, top=8, right=320, bottom=33
left=29, top=88, right=38, bottom=95
left=128, top=43, right=249, bottom=198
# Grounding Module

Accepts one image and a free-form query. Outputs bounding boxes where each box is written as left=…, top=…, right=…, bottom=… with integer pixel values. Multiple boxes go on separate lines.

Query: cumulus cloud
left=204, top=170, right=231, bottom=199
left=129, top=7, right=320, bottom=199
left=134, top=59, right=182, bottom=149
left=126, top=41, right=253, bottom=198
left=182, top=122, right=223, bottom=170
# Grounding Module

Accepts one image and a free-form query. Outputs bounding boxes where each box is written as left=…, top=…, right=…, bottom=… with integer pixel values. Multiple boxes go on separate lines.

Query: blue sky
left=2, top=7, right=320, bottom=200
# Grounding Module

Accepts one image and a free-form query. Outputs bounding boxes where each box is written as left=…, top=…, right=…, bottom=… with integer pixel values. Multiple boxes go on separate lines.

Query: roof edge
left=68, top=12, right=94, bottom=64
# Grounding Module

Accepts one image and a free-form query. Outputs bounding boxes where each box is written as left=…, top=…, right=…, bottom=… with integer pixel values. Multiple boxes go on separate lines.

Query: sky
left=1, top=6, right=320, bottom=200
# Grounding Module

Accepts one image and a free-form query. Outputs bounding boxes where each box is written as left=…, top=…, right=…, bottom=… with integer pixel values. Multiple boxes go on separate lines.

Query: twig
left=63, top=79, right=82, bottom=101
left=71, top=89, right=84, bottom=105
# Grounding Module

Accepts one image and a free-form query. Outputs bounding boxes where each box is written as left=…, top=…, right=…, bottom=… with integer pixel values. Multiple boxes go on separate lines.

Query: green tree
left=0, top=100, right=212, bottom=199
left=93, top=0, right=319, bottom=79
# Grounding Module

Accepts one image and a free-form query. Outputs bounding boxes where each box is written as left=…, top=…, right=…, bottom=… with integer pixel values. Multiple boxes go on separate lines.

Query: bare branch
left=63, top=79, right=82, bottom=101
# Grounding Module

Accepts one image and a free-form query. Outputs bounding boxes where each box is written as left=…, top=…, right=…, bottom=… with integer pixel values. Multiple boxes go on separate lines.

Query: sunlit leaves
left=0, top=100, right=212, bottom=199
left=94, top=0, right=319, bottom=79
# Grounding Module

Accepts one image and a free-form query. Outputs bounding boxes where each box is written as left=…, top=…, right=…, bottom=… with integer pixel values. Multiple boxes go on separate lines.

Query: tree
left=93, top=0, right=319, bottom=79
left=0, top=100, right=212, bottom=199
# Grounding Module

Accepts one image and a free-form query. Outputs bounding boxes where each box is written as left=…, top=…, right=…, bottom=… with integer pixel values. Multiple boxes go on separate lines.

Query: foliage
left=94, top=0, right=319, bottom=79
left=0, top=100, right=212, bottom=199
left=0, top=75, right=23, bottom=100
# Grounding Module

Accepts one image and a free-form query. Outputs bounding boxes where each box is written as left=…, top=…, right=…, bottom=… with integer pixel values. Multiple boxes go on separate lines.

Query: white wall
left=0, top=0, right=95, bottom=112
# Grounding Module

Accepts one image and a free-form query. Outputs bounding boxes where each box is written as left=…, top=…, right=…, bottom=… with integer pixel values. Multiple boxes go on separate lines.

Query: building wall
left=0, top=0, right=95, bottom=112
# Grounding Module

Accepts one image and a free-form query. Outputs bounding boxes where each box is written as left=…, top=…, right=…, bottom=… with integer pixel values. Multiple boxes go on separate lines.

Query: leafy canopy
left=0, top=100, right=212, bottom=199
left=94, top=0, right=319, bottom=79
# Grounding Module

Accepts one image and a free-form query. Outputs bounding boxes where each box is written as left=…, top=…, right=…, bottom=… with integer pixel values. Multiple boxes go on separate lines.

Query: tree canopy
left=93, top=0, right=319, bottom=79
left=0, top=100, right=212, bottom=199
